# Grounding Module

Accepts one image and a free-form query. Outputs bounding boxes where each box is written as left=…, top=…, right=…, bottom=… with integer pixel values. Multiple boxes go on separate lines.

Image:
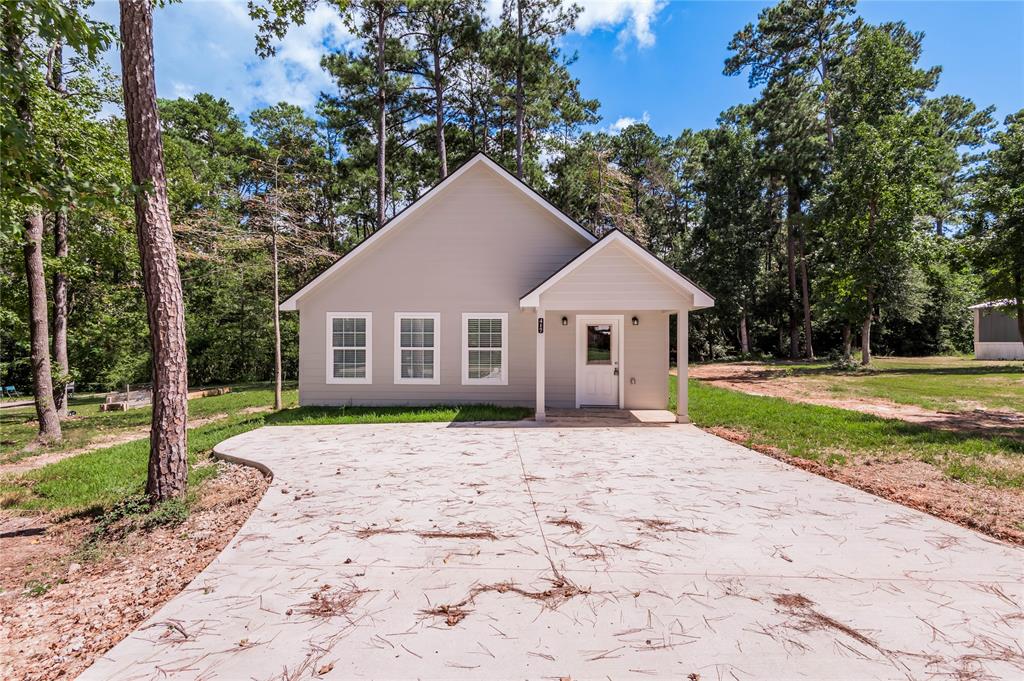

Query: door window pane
left=587, top=324, right=612, bottom=364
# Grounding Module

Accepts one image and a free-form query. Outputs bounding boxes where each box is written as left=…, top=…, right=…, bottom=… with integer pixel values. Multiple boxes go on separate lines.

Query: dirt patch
left=708, top=425, right=1024, bottom=545
left=0, top=414, right=231, bottom=476
left=690, top=362, right=1024, bottom=440
left=0, top=461, right=268, bottom=681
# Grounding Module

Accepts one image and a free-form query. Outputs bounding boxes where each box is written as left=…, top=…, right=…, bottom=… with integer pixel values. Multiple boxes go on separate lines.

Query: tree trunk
left=47, top=38, right=70, bottom=418
left=375, top=4, right=387, bottom=229
left=841, top=323, right=852, bottom=360
left=797, top=230, right=814, bottom=360
left=120, top=0, right=189, bottom=502
left=24, top=213, right=63, bottom=442
left=861, top=288, right=873, bottom=366
left=739, top=310, right=749, bottom=355
left=5, top=11, right=62, bottom=442
left=433, top=47, right=447, bottom=180
left=786, top=181, right=807, bottom=360
left=514, top=0, right=525, bottom=179
left=785, top=203, right=799, bottom=360
left=271, top=228, right=283, bottom=411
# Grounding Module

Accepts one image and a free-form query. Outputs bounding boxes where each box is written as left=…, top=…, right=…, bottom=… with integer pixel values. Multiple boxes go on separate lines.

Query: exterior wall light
left=561, top=316, right=568, bottom=326
left=632, top=316, right=639, bottom=326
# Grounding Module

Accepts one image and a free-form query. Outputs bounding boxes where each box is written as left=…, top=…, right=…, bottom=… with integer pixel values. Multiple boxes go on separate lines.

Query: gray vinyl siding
left=537, top=241, right=695, bottom=311
left=978, top=309, right=1022, bottom=343
left=296, top=162, right=589, bottom=407
left=544, top=311, right=670, bottom=409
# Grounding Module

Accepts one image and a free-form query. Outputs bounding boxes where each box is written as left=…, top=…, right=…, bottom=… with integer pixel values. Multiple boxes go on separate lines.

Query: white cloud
left=610, top=111, right=650, bottom=131
left=88, top=0, right=353, bottom=119
left=483, top=0, right=664, bottom=50
left=575, top=0, right=665, bottom=49
left=88, top=0, right=659, bottom=123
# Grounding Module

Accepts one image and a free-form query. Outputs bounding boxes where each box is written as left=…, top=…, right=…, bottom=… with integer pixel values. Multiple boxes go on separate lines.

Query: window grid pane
left=398, top=317, right=436, bottom=380
left=466, top=316, right=503, bottom=381
left=331, top=316, right=368, bottom=379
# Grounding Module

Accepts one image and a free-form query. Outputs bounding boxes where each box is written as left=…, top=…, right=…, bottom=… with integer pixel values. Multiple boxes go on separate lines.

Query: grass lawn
left=730, top=356, right=1023, bottom=413
left=0, top=384, right=300, bottom=463
left=1, top=387, right=528, bottom=513
left=674, top=375, right=1024, bottom=489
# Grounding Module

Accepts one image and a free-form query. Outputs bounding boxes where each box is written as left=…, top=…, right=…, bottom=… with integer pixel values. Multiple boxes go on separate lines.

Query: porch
left=519, top=231, right=714, bottom=424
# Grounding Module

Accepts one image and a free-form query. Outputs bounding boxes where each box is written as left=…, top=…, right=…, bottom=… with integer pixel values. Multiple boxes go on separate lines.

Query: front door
left=577, top=316, right=621, bottom=407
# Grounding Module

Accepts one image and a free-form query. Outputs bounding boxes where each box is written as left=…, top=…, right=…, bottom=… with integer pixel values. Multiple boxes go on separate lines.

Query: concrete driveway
left=83, top=421, right=1023, bottom=680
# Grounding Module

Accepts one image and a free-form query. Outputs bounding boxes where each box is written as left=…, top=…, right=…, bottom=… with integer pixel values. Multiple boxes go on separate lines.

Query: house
left=280, top=153, right=714, bottom=421
left=970, top=300, right=1023, bottom=360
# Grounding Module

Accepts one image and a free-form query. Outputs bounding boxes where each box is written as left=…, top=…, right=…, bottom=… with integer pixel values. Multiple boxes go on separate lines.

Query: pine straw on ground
left=354, top=524, right=500, bottom=541
left=0, top=461, right=269, bottom=681
left=707, top=426, right=1024, bottom=545
left=420, top=575, right=590, bottom=627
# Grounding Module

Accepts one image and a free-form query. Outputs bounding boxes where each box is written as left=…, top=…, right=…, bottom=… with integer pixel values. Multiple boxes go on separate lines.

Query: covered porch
left=519, top=231, right=714, bottom=423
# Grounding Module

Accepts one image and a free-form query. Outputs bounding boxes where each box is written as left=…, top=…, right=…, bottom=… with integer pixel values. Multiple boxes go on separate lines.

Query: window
left=326, top=313, right=371, bottom=384
left=586, top=324, right=613, bottom=364
left=462, top=313, right=508, bottom=385
left=394, top=313, right=440, bottom=384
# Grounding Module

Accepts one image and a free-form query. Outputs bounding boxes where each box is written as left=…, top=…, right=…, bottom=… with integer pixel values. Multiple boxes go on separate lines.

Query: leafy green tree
left=500, top=0, right=580, bottom=178
left=405, top=0, right=483, bottom=179
left=969, top=109, right=1024, bottom=340
left=1, top=0, right=114, bottom=441
left=322, top=1, right=420, bottom=229
left=821, top=24, right=943, bottom=364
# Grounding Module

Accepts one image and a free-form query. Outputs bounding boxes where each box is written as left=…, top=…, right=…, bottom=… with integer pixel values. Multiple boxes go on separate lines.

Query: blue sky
left=90, top=0, right=1023, bottom=134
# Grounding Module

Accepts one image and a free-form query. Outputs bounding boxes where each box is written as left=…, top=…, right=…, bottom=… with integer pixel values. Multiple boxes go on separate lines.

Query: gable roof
left=279, top=153, right=596, bottom=311
left=519, top=229, right=715, bottom=310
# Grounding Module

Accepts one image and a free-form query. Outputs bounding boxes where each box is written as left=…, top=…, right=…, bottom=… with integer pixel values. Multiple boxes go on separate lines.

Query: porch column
left=676, top=309, right=689, bottom=423
left=535, top=308, right=545, bottom=421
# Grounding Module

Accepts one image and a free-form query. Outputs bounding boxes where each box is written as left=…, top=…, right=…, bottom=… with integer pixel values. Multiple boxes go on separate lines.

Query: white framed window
left=462, top=313, right=508, bottom=385
left=326, top=313, right=372, bottom=384
left=394, top=313, right=441, bottom=384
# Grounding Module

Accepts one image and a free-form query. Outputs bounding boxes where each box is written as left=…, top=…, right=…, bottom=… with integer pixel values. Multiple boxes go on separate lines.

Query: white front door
left=576, top=316, right=622, bottom=407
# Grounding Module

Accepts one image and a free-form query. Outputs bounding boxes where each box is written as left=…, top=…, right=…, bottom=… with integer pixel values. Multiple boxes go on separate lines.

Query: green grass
left=716, top=356, right=1023, bottom=413
left=1, top=390, right=528, bottom=513
left=267, top=404, right=531, bottom=426
left=0, top=383, right=301, bottom=463
left=674, top=375, right=1024, bottom=488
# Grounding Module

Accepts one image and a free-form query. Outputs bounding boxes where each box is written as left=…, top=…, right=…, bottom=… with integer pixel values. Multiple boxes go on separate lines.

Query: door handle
left=613, top=367, right=619, bottom=376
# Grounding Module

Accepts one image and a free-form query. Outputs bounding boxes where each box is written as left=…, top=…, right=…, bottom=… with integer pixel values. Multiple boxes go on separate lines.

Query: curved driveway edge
left=82, top=422, right=1024, bottom=680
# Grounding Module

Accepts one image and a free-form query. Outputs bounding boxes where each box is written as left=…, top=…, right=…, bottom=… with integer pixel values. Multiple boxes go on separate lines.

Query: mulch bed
left=0, top=461, right=269, bottom=681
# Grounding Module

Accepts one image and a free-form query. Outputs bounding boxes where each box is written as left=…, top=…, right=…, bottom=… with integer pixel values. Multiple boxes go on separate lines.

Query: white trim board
left=280, top=154, right=596, bottom=311
left=520, top=231, right=715, bottom=310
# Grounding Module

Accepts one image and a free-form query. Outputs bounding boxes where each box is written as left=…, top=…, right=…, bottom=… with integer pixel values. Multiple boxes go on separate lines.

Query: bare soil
left=0, top=461, right=269, bottom=681
left=707, top=425, right=1024, bottom=545
left=689, top=362, right=1024, bottom=440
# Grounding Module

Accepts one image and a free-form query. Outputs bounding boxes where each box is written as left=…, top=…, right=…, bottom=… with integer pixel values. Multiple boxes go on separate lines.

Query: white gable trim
left=519, top=231, right=715, bottom=310
left=280, top=154, right=595, bottom=311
